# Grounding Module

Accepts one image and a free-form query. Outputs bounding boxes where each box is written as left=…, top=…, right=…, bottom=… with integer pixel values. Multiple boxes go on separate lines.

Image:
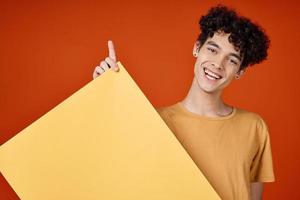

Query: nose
left=211, top=56, right=224, bottom=71
left=211, top=63, right=223, bottom=70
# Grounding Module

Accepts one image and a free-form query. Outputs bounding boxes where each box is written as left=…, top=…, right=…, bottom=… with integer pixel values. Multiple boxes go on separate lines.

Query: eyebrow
left=206, top=41, right=242, bottom=61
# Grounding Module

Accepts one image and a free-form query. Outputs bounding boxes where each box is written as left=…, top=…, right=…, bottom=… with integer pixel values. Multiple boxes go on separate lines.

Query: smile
left=203, top=67, right=222, bottom=80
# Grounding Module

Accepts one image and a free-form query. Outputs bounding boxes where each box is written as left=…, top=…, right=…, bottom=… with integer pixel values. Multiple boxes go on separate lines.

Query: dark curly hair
left=197, top=5, right=270, bottom=70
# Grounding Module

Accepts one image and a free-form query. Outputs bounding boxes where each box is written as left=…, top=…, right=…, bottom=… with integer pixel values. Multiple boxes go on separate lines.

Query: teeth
left=206, top=74, right=216, bottom=80
left=204, top=68, right=221, bottom=79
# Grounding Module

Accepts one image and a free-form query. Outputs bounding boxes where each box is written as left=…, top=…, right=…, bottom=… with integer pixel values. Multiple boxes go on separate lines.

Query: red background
left=1, top=0, right=299, bottom=199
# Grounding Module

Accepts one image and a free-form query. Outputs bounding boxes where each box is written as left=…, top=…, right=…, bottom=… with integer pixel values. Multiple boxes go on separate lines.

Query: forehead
left=205, top=32, right=240, bottom=54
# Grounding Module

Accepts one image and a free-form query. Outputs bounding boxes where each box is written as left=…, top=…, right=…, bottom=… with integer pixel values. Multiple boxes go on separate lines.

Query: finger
left=108, top=40, right=117, bottom=61
left=93, top=66, right=104, bottom=79
left=100, top=61, right=110, bottom=71
left=95, top=66, right=105, bottom=74
left=105, top=57, right=119, bottom=71
left=93, top=71, right=99, bottom=79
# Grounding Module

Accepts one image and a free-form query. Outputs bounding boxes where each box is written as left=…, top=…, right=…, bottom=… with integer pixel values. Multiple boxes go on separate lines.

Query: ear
left=193, top=41, right=201, bottom=57
left=235, top=69, right=246, bottom=79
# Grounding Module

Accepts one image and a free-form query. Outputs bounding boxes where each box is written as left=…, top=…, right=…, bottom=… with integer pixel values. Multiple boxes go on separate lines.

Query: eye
left=207, top=47, right=217, bottom=53
left=230, top=59, right=238, bottom=65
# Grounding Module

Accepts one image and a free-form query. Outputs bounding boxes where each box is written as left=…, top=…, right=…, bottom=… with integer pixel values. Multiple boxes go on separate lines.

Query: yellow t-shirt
left=156, top=102, right=275, bottom=200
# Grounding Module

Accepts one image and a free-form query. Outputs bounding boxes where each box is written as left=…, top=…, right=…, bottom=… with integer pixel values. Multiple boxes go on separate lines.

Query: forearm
left=250, top=182, right=264, bottom=200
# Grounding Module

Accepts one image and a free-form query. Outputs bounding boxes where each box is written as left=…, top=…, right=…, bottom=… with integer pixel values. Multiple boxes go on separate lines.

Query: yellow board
left=0, top=62, right=220, bottom=200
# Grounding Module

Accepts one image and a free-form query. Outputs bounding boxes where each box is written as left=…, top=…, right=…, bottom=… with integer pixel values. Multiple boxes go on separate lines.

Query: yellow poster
left=0, top=62, right=220, bottom=199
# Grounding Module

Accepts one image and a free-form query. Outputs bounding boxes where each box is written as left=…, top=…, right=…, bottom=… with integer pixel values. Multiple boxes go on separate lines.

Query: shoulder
left=235, top=108, right=270, bottom=137
left=155, top=103, right=180, bottom=117
left=155, top=103, right=183, bottom=123
left=236, top=108, right=266, bottom=122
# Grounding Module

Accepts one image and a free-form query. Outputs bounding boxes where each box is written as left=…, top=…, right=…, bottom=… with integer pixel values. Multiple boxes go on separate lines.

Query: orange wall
left=1, top=0, right=299, bottom=199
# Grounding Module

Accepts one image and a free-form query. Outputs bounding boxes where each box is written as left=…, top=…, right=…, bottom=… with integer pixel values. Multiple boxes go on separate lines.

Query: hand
left=93, top=40, right=119, bottom=79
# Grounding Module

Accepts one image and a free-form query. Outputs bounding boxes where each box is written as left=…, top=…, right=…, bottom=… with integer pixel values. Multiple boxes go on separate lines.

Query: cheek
left=194, top=59, right=203, bottom=76
left=226, top=65, right=239, bottom=77
left=194, top=52, right=207, bottom=69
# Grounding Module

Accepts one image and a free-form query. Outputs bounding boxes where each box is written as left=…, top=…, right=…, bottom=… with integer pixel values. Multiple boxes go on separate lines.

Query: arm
left=250, top=182, right=264, bottom=200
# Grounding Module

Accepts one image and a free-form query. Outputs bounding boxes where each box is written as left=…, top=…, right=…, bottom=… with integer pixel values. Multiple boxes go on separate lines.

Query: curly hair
left=197, top=5, right=270, bottom=70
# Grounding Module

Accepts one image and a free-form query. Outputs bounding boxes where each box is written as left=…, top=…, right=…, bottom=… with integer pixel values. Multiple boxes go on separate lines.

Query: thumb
left=112, top=62, right=120, bottom=72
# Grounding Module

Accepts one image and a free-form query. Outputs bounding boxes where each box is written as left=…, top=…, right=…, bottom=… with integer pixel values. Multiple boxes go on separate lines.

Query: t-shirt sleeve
left=250, top=117, right=275, bottom=182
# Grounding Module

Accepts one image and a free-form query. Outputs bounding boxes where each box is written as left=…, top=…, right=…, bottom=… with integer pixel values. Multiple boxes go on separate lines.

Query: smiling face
left=193, top=31, right=245, bottom=94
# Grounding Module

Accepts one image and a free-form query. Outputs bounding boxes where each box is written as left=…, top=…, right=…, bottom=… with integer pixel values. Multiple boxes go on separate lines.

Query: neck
left=181, top=78, right=233, bottom=117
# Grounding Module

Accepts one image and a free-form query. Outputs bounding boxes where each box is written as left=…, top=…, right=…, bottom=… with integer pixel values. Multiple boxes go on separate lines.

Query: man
left=92, top=6, right=275, bottom=200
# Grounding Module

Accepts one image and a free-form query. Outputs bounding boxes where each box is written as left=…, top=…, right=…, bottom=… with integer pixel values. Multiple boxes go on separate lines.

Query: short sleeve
left=250, top=118, right=275, bottom=182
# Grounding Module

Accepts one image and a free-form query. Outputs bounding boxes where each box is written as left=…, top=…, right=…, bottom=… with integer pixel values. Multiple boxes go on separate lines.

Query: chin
left=202, top=87, right=219, bottom=94
left=195, top=77, right=219, bottom=94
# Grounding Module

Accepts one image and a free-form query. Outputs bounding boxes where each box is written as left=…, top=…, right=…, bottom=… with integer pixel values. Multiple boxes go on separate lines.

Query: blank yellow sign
left=0, top=62, right=220, bottom=200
